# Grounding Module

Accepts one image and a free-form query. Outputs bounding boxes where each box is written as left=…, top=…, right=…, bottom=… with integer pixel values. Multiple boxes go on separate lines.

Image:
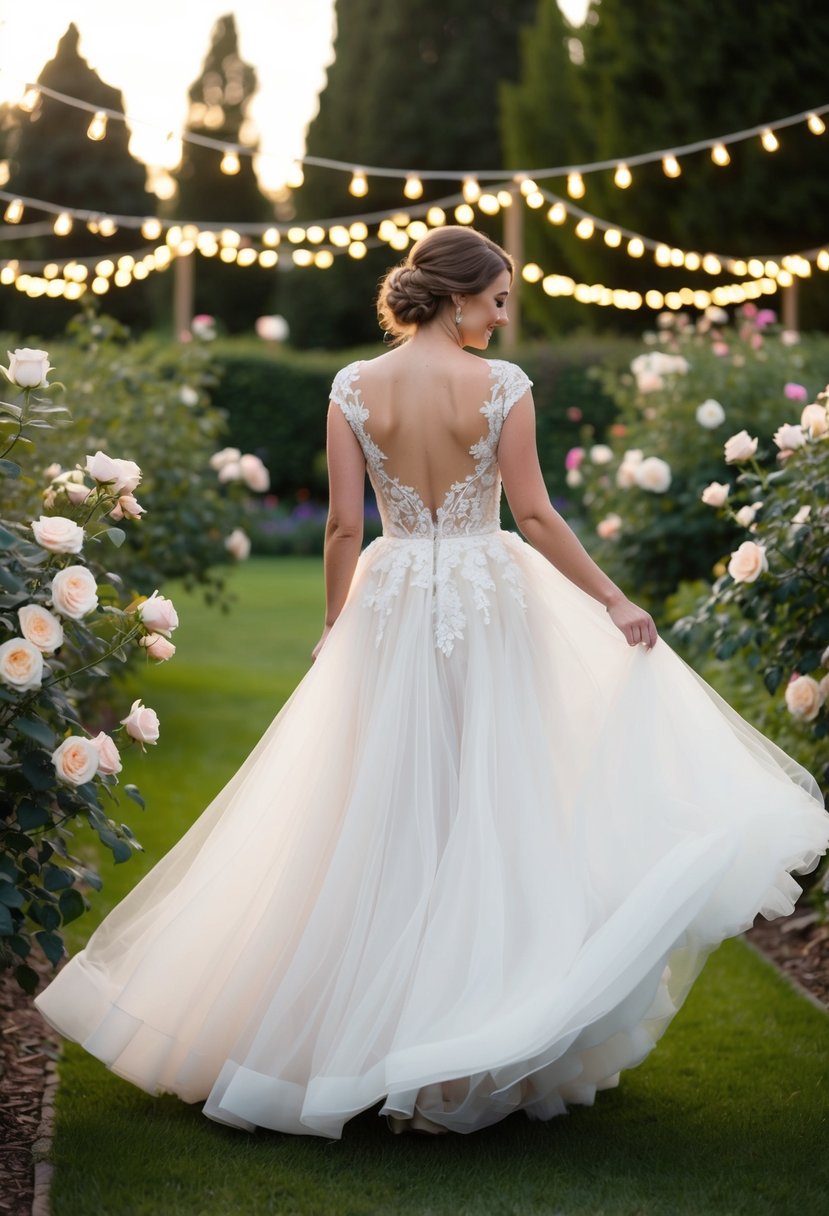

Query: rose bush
left=566, top=307, right=829, bottom=609
left=0, top=347, right=182, bottom=992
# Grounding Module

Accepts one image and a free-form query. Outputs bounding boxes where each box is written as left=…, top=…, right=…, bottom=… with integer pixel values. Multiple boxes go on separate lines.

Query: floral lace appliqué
left=331, top=359, right=532, bottom=655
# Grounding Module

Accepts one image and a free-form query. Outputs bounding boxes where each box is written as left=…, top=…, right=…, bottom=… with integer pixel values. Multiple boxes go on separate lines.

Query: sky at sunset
left=0, top=1, right=589, bottom=191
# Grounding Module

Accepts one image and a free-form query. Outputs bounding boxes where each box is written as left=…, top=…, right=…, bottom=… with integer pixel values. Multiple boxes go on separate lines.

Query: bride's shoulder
left=483, top=358, right=534, bottom=395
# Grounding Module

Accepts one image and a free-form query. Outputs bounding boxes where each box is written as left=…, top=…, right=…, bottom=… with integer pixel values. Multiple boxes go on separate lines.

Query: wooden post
left=781, top=279, right=799, bottom=333
left=501, top=183, right=523, bottom=350
left=173, top=252, right=194, bottom=342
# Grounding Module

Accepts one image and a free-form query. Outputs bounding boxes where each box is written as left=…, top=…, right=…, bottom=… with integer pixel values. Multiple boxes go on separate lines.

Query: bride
left=36, top=226, right=829, bottom=1139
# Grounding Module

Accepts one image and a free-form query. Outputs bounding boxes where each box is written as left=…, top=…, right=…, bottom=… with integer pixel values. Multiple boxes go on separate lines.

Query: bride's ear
left=450, top=292, right=467, bottom=312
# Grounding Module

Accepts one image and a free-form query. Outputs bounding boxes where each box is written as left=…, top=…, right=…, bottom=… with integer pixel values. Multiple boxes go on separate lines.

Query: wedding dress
left=36, top=358, right=829, bottom=1138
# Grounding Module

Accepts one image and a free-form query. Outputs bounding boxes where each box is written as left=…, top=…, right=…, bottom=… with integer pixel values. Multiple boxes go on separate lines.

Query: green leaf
left=8, top=933, right=31, bottom=959
left=22, top=750, right=56, bottom=791
left=35, top=929, right=64, bottom=966
left=15, top=716, right=57, bottom=749
left=105, top=527, right=126, bottom=548
left=0, top=880, right=25, bottom=908
left=15, top=964, right=38, bottom=994
left=58, top=888, right=85, bottom=924
left=0, top=458, right=21, bottom=477
left=0, top=904, right=14, bottom=935
left=124, top=784, right=145, bottom=810
left=43, top=863, right=74, bottom=892
left=16, top=799, right=52, bottom=831
left=0, top=399, right=22, bottom=418
left=0, top=566, right=25, bottom=592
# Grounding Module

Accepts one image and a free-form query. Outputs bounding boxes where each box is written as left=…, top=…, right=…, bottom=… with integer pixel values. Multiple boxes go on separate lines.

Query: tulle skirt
left=35, top=530, right=829, bottom=1137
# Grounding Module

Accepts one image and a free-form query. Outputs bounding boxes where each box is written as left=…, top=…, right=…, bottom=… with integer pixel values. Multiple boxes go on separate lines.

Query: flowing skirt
left=35, top=530, right=829, bottom=1137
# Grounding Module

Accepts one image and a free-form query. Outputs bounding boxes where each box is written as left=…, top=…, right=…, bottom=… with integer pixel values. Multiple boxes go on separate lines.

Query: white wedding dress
left=36, top=358, right=829, bottom=1138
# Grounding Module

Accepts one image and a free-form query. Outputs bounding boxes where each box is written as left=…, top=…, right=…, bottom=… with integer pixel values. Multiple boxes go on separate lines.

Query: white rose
left=635, top=371, right=664, bottom=394
left=781, top=330, right=800, bottom=346
left=701, top=482, right=729, bottom=507
left=255, top=314, right=289, bottom=342
left=239, top=453, right=270, bottom=492
left=121, top=698, right=160, bottom=745
left=138, top=591, right=179, bottom=635
left=784, top=675, right=824, bottom=722
left=0, top=637, right=44, bottom=691
left=31, top=515, right=84, bottom=553
left=735, top=502, right=762, bottom=528
left=179, top=385, right=199, bottom=406
left=44, top=462, right=62, bottom=480
left=727, top=540, right=768, bottom=583
left=224, top=528, right=251, bottom=561
left=209, top=447, right=241, bottom=470
left=51, top=736, right=99, bottom=786
left=705, top=306, right=729, bottom=324
left=139, top=633, right=176, bottom=661
left=596, top=513, right=623, bottom=540
left=616, top=461, right=640, bottom=488
left=634, top=456, right=672, bottom=493
left=724, top=430, right=759, bottom=463
left=85, top=451, right=142, bottom=493
left=695, top=398, right=726, bottom=428
left=65, top=482, right=93, bottom=506
left=91, top=731, right=122, bottom=776
left=217, top=461, right=242, bottom=483
left=589, top=444, right=614, bottom=465
left=565, top=469, right=583, bottom=487
left=800, top=403, right=828, bottom=438
left=18, top=605, right=64, bottom=653
left=5, top=347, right=51, bottom=388
left=773, top=423, right=806, bottom=452
left=50, top=566, right=99, bottom=619
left=792, top=505, right=811, bottom=525
left=110, top=493, right=145, bottom=521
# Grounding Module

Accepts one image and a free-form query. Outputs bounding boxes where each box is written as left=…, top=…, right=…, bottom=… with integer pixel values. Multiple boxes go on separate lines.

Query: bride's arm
left=313, top=403, right=366, bottom=661
left=499, top=391, right=657, bottom=649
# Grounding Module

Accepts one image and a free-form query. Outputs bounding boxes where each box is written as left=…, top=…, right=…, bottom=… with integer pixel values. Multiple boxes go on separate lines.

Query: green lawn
left=49, top=558, right=829, bottom=1216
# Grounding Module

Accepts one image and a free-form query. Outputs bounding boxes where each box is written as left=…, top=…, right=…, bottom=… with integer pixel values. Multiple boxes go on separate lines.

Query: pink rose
left=750, top=333, right=764, bottom=350
left=110, top=494, right=146, bottom=521
left=224, top=528, right=251, bottom=561
left=701, top=482, right=729, bottom=507
left=727, top=541, right=768, bottom=583
left=564, top=446, right=584, bottom=471
left=784, top=382, right=808, bottom=402
left=784, top=675, right=824, bottom=722
left=138, top=591, right=179, bottom=635
left=735, top=502, right=762, bottom=528
left=755, top=309, right=777, bottom=329
left=85, top=451, right=142, bottom=494
left=65, top=482, right=93, bottom=506
left=596, top=513, right=622, bottom=540
left=139, top=633, right=176, bottom=661
left=50, top=566, right=98, bottom=619
left=121, top=698, right=160, bottom=746
left=51, top=736, right=99, bottom=786
left=31, top=515, right=84, bottom=553
left=0, top=637, right=44, bottom=690
left=18, top=605, right=64, bottom=653
left=209, top=447, right=241, bottom=471
left=742, top=303, right=758, bottom=319
left=712, top=342, right=730, bottom=357
left=91, top=731, right=122, bottom=776
left=723, top=430, right=758, bottom=464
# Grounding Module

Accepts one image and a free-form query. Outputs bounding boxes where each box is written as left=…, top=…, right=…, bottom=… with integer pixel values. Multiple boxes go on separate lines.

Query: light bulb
left=53, top=212, right=73, bottom=236
left=575, top=218, right=594, bottom=239
left=662, top=155, right=681, bottom=178
left=462, top=177, right=481, bottom=203
left=760, top=128, right=779, bottom=152
left=220, top=151, right=241, bottom=175
left=87, top=111, right=108, bottom=141
left=711, top=143, right=730, bottom=166
left=403, top=175, right=423, bottom=200
left=349, top=171, right=368, bottom=197
left=547, top=203, right=566, bottom=225
left=604, top=228, right=621, bottom=247
left=614, top=162, right=632, bottom=189
left=4, top=199, right=23, bottom=223
left=141, top=217, right=162, bottom=240
left=426, top=207, right=446, bottom=226
left=454, top=204, right=475, bottom=224
left=18, top=86, right=40, bottom=113
left=627, top=238, right=644, bottom=258
left=478, top=194, right=500, bottom=215
left=567, top=172, right=585, bottom=199
left=807, top=113, right=826, bottom=136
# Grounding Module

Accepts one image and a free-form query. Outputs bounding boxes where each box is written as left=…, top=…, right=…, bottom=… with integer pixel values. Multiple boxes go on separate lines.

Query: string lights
left=8, top=81, right=828, bottom=200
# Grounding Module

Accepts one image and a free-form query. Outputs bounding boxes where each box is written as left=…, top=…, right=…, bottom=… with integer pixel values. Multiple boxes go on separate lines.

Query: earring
left=454, top=306, right=463, bottom=327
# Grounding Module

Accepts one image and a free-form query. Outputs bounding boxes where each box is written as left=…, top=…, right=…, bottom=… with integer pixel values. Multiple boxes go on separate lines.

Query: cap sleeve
left=497, top=361, right=533, bottom=421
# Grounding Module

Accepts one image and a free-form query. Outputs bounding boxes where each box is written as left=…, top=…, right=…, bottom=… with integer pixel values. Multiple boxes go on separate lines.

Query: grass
left=49, top=558, right=829, bottom=1216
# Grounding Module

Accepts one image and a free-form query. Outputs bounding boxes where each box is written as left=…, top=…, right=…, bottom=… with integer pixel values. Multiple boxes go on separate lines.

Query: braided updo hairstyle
left=377, top=226, right=513, bottom=341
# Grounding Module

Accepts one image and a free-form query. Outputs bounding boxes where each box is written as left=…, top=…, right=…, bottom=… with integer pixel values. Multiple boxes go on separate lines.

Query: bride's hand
left=311, top=625, right=332, bottom=663
left=606, top=596, right=658, bottom=649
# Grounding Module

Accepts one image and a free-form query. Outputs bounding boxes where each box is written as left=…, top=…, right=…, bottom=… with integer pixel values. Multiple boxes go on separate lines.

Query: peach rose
left=239, top=453, right=270, bottom=492
left=90, top=731, right=122, bottom=776
left=724, top=430, right=758, bottom=463
left=138, top=591, right=179, bottom=636
left=596, top=513, right=623, bottom=540
left=735, top=502, right=762, bottom=528
left=18, top=605, right=64, bottom=653
left=224, top=528, right=251, bottom=560
left=701, top=482, right=729, bottom=507
left=801, top=403, right=829, bottom=438
left=209, top=447, right=242, bottom=471
left=65, top=482, right=93, bottom=506
left=727, top=541, right=768, bottom=583
left=31, top=515, right=84, bottom=553
left=51, top=566, right=99, bottom=619
left=51, top=736, right=99, bottom=786
left=139, top=633, right=176, bottom=661
left=0, top=637, right=45, bottom=690
left=784, top=675, right=824, bottom=722
left=121, top=698, right=160, bottom=746
left=85, top=451, right=142, bottom=494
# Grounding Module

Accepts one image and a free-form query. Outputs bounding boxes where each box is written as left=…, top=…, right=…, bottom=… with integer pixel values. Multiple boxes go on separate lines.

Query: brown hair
left=377, top=226, right=513, bottom=340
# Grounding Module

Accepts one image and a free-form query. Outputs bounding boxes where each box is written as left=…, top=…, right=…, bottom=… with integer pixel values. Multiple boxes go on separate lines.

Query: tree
left=170, top=13, right=275, bottom=334
left=282, top=0, right=539, bottom=349
left=0, top=24, right=154, bottom=334
left=501, top=0, right=829, bottom=333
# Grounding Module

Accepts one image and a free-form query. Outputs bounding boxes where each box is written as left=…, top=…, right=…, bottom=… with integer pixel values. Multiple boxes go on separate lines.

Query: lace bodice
left=330, top=359, right=532, bottom=539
